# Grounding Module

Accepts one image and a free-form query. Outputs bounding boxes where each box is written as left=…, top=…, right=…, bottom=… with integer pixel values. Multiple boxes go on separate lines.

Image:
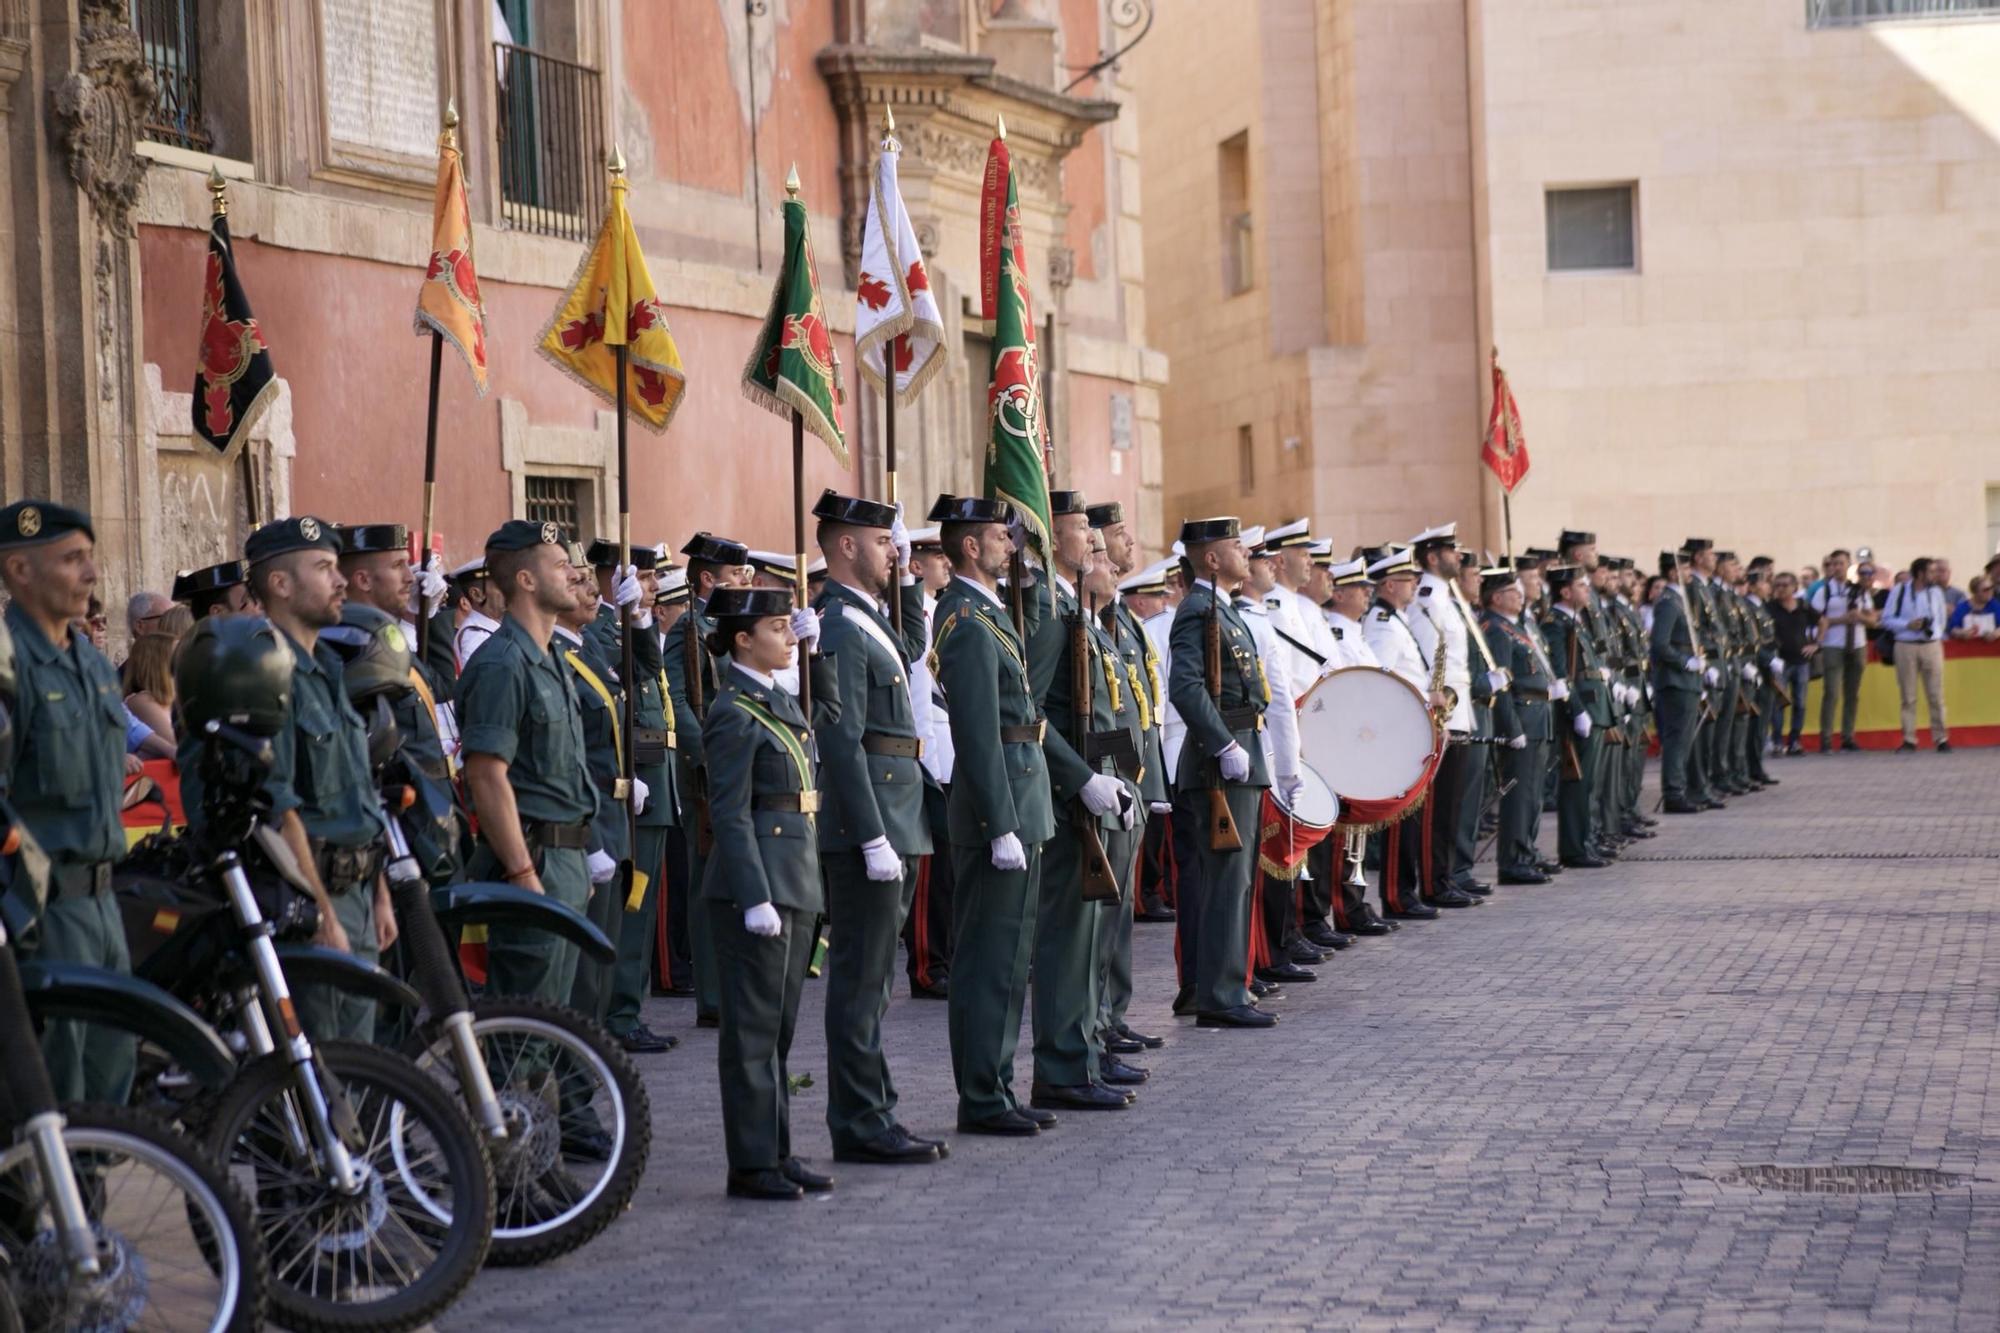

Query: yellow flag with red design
left=536, top=174, right=685, bottom=431
left=414, top=123, right=488, bottom=395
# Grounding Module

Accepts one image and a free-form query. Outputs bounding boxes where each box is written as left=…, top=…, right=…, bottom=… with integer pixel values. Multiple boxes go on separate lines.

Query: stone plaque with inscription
left=320, top=0, right=439, bottom=162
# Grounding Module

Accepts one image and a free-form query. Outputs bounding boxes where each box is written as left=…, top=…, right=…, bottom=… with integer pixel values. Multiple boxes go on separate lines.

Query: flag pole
left=786, top=166, right=815, bottom=718
left=414, top=100, right=459, bottom=663
left=208, top=168, right=263, bottom=529
left=610, top=147, right=639, bottom=862
left=881, top=109, right=905, bottom=638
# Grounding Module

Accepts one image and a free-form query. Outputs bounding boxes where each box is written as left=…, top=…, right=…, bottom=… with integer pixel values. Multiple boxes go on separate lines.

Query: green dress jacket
left=811, top=580, right=931, bottom=856
left=930, top=577, right=1055, bottom=848
left=1649, top=588, right=1702, bottom=693
left=1482, top=610, right=1552, bottom=743
left=586, top=602, right=679, bottom=829
left=1166, top=580, right=1270, bottom=791
left=1541, top=608, right=1615, bottom=729
left=700, top=659, right=838, bottom=912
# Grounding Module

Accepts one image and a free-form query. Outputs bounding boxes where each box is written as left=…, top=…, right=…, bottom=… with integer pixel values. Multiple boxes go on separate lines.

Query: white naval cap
left=806, top=555, right=827, bottom=576
left=655, top=566, right=691, bottom=602
left=1328, top=555, right=1372, bottom=586
left=1308, top=538, right=1336, bottom=566
left=1408, top=521, right=1458, bottom=548
left=448, top=556, right=488, bottom=579
left=1366, top=546, right=1418, bottom=577
left=905, top=524, right=942, bottom=548
left=1171, top=539, right=1186, bottom=559
left=1118, top=557, right=1173, bottom=595
left=1240, top=524, right=1267, bottom=553
left=746, top=549, right=796, bottom=576
left=1264, top=517, right=1312, bottom=549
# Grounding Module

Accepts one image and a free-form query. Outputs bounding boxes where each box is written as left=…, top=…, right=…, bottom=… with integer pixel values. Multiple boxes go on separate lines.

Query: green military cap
left=707, top=586, right=793, bottom=619
left=245, top=515, right=339, bottom=564
left=172, top=560, right=246, bottom=603
left=486, top=519, right=565, bottom=552
left=1713, top=549, right=1738, bottom=565
left=1658, top=550, right=1684, bottom=576
left=1178, top=516, right=1240, bottom=545
left=811, top=489, right=896, bottom=529
left=1523, top=546, right=1559, bottom=563
left=1680, top=536, right=1714, bottom=555
left=0, top=499, right=93, bottom=549
left=928, top=494, right=1014, bottom=525
left=337, top=522, right=407, bottom=555
left=584, top=538, right=658, bottom=569
left=681, top=531, right=750, bottom=565
left=1558, top=528, right=1596, bottom=549
left=1049, top=490, right=1087, bottom=518
left=1545, top=563, right=1585, bottom=591
left=1086, top=501, right=1125, bottom=529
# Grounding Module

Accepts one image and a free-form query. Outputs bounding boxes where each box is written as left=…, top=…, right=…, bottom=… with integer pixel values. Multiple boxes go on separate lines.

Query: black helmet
left=323, top=604, right=414, bottom=706
left=176, top=617, right=294, bottom=738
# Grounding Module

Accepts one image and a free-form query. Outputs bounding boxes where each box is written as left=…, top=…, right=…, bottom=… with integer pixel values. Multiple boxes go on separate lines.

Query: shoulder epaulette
left=1374, top=610, right=1391, bottom=621
left=1332, top=627, right=1344, bottom=640
left=1418, top=585, right=1432, bottom=597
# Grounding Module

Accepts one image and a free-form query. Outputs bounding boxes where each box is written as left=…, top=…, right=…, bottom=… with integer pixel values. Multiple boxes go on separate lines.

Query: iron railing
left=1809, top=0, right=2000, bottom=24
left=524, top=475, right=584, bottom=542
left=494, top=42, right=605, bottom=242
left=130, top=0, right=210, bottom=150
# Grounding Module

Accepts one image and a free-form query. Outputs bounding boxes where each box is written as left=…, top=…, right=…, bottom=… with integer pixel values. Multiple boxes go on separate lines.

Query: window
left=525, top=474, right=584, bottom=541
left=1546, top=185, right=1637, bottom=273
left=496, top=0, right=607, bottom=242
left=1219, top=132, right=1253, bottom=296
left=1809, top=0, right=2000, bottom=25
left=1238, top=424, right=1255, bottom=491
left=131, top=0, right=210, bottom=150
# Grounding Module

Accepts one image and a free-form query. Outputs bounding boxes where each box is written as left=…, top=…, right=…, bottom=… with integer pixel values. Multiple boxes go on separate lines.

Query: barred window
left=1809, top=0, right=2000, bottom=25
left=524, top=475, right=583, bottom=542
left=131, top=0, right=210, bottom=150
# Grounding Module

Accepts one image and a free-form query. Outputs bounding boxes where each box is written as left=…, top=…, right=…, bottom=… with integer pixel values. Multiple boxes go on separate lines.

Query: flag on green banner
left=743, top=173, right=846, bottom=466
left=978, top=133, right=1052, bottom=554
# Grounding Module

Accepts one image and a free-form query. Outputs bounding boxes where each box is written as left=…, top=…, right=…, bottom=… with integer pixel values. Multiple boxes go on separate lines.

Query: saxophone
left=1426, top=615, right=1457, bottom=721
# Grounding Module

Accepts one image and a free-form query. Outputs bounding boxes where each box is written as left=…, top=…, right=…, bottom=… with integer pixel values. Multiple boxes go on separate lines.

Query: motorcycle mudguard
left=429, top=881, right=616, bottom=964
left=18, top=960, right=237, bottom=1089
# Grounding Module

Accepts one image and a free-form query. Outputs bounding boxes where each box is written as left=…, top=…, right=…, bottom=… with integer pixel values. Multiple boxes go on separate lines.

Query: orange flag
left=413, top=114, right=488, bottom=396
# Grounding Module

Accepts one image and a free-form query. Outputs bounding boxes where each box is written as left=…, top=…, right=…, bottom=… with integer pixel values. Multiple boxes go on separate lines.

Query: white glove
left=1573, top=712, right=1593, bottom=739
left=861, top=836, right=902, bottom=883
left=1277, top=772, right=1305, bottom=803
left=1148, top=800, right=1173, bottom=814
left=586, top=849, right=618, bottom=884
left=1741, top=663, right=1757, bottom=683
left=1548, top=678, right=1570, bottom=702
left=790, top=608, right=822, bottom=647
left=629, top=776, right=650, bottom=815
left=1704, top=667, right=1720, bottom=686
left=1507, top=734, right=1528, bottom=750
left=744, top=902, right=782, bottom=937
left=1486, top=670, right=1511, bottom=694
left=1684, top=656, right=1703, bottom=674
left=891, top=503, right=912, bottom=570
left=1080, top=772, right=1125, bottom=817
left=415, top=556, right=449, bottom=616
left=1770, top=656, right=1784, bottom=675
left=989, top=832, right=1027, bottom=871
left=611, top=564, right=644, bottom=610
left=1217, top=742, right=1251, bottom=783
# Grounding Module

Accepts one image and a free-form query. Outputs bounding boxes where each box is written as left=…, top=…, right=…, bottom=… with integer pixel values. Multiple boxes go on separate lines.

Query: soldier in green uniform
left=458, top=520, right=597, bottom=1004
left=1024, top=492, right=1135, bottom=1112
left=1541, top=564, right=1613, bottom=869
left=1607, top=559, right=1658, bottom=842
left=1088, top=503, right=1167, bottom=1061
left=1168, top=517, right=1275, bottom=1028
left=182, top=516, right=393, bottom=1041
left=1651, top=550, right=1706, bottom=814
left=1741, top=559, right=1784, bottom=789
left=809, top=490, right=944, bottom=1165
left=1711, top=551, right=1752, bottom=795
left=1480, top=565, right=1554, bottom=885
left=579, top=539, right=678, bottom=1054
left=662, top=533, right=751, bottom=1028
left=699, top=586, right=836, bottom=1200
left=928, top=495, right=1058, bottom=1136
left=1564, top=534, right=1624, bottom=862
left=0, top=500, right=137, bottom=1102
left=1682, top=538, right=1736, bottom=804
left=337, top=523, right=462, bottom=886
left=172, top=559, right=256, bottom=620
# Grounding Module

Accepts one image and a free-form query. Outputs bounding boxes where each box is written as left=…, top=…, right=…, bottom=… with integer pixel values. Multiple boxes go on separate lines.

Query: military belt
left=861, top=732, right=923, bottom=759
left=999, top=722, right=1046, bottom=744
left=520, top=819, right=591, bottom=851
left=311, top=841, right=385, bottom=893
left=753, top=792, right=821, bottom=814
left=1084, top=729, right=1142, bottom=780
left=50, top=861, right=113, bottom=899
left=1219, top=704, right=1264, bottom=732
left=633, top=726, right=675, bottom=763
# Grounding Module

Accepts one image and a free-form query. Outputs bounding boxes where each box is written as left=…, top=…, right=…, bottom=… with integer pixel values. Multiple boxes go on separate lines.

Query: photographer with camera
left=1883, top=556, right=1952, bottom=753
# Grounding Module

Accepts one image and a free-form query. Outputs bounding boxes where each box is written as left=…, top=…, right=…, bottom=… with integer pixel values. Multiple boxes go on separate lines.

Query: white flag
left=855, top=137, right=945, bottom=405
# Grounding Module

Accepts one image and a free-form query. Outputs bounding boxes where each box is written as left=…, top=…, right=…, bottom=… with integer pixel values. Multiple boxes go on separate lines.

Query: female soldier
left=702, top=584, right=836, bottom=1200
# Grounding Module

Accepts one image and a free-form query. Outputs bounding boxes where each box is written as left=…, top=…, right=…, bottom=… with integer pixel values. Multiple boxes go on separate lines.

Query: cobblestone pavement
left=442, top=750, right=2000, bottom=1331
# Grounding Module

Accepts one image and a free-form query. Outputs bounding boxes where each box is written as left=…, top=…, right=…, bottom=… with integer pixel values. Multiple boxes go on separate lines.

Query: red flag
left=1480, top=352, right=1530, bottom=493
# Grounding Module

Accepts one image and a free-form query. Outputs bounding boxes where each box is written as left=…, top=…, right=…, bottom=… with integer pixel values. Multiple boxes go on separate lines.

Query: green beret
left=486, top=519, right=565, bottom=553
left=245, top=515, right=339, bottom=565
left=0, top=499, right=93, bottom=550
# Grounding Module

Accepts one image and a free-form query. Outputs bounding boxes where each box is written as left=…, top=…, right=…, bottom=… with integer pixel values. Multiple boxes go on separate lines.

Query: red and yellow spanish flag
left=413, top=118, right=488, bottom=395
left=536, top=169, right=685, bottom=431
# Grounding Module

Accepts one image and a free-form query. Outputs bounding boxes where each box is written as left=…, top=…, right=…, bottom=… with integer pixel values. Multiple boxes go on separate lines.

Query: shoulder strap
left=731, top=696, right=815, bottom=794
left=565, top=648, right=621, bottom=754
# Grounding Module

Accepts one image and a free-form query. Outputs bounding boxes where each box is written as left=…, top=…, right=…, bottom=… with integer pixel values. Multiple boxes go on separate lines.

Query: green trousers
left=296, top=882, right=379, bottom=1044
left=1172, top=784, right=1259, bottom=1015
left=709, top=902, right=812, bottom=1171
left=1497, top=740, right=1545, bottom=875
left=946, top=840, right=1040, bottom=1122
left=1094, top=815, right=1142, bottom=1036
left=1658, top=688, right=1699, bottom=801
left=473, top=844, right=589, bottom=1004
left=820, top=850, right=916, bottom=1151
left=1557, top=729, right=1604, bottom=863
left=25, top=890, right=135, bottom=1105
left=607, top=825, right=670, bottom=1036
left=1624, top=707, right=1650, bottom=816
left=567, top=855, right=626, bottom=1026
left=1033, top=819, right=1105, bottom=1088
left=687, top=839, right=721, bottom=1018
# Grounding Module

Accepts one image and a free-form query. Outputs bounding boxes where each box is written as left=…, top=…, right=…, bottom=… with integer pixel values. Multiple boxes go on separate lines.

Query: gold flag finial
left=885, top=104, right=896, bottom=134
left=996, top=112, right=1007, bottom=141
left=207, top=165, right=228, bottom=217
left=441, top=98, right=458, bottom=150
left=607, top=143, right=627, bottom=176
left=785, top=162, right=800, bottom=199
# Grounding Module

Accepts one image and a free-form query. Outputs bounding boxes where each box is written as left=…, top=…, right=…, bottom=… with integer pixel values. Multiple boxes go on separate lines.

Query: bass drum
left=1256, top=766, right=1337, bottom=881
left=1295, top=667, right=1443, bottom=823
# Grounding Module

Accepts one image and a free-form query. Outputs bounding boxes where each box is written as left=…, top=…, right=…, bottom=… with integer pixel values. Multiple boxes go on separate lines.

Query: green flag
left=744, top=179, right=846, bottom=465
left=979, top=134, right=1051, bottom=552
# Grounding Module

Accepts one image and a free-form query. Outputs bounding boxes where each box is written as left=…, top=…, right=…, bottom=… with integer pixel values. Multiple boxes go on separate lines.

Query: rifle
left=683, top=613, right=714, bottom=856
left=1204, top=587, right=1243, bottom=851
left=1070, top=590, right=1121, bottom=903
left=1559, top=616, right=1584, bottom=781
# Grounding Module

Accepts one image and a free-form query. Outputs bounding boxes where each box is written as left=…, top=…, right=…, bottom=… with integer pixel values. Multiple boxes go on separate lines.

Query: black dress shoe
left=1196, top=1005, right=1279, bottom=1028
left=1897, top=740, right=1917, bottom=753
left=1700, top=798, right=1727, bottom=811
left=1387, top=903, right=1439, bottom=921
left=1172, top=986, right=1196, bottom=1017
left=1287, top=939, right=1327, bottom=965
left=1663, top=798, right=1701, bottom=814
left=1030, top=1082, right=1130, bottom=1111
left=1134, top=906, right=1177, bottom=923
left=1937, top=741, right=1953, bottom=753
left=1458, top=881, right=1494, bottom=897
left=1560, top=855, right=1610, bottom=869
left=1324, top=931, right=1355, bottom=949
left=1116, top=1023, right=1165, bottom=1050
left=696, top=1010, right=720, bottom=1028
left=1256, top=962, right=1317, bottom=984
left=834, top=1127, right=940, bottom=1165
left=1014, top=1104, right=1059, bottom=1128
left=1103, top=1033, right=1145, bottom=1055
left=1539, top=859, right=1563, bottom=875
left=1498, top=869, right=1550, bottom=886
left=1348, top=914, right=1394, bottom=936
left=1302, top=923, right=1345, bottom=950
left=780, top=1157, right=835, bottom=1191
left=616, top=1025, right=676, bottom=1054
left=1620, top=824, right=1656, bottom=840
left=909, top=981, right=949, bottom=1000
left=1100, top=1056, right=1149, bottom=1086
left=1430, top=888, right=1479, bottom=909
left=893, top=1124, right=951, bottom=1158
left=958, top=1109, right=1040, bottom=1136
left=1756, top=774, right=1779, bottom=786
left=727, top=1168, right=804, bottom=1200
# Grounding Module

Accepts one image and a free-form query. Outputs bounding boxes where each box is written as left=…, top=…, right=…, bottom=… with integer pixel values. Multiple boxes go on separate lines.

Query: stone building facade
left=1134, top=0, right=2000, bottom=569
left=0, top=0, right=1165, bottom=647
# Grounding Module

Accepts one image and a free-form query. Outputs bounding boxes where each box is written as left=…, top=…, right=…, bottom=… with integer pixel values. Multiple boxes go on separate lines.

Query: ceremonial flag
left=978, top=129, right=1052, bottom=551
left=743, top=175, right=846, bottom=466
left=193, top=204, right=278, bottom=456
left=537, top=171, right=685, bottom=431
left=1480, top=351, right=1531, bottom=493
left=855, top=131, right=944, bottom=404
left=414, top=118, right=488, bottom=395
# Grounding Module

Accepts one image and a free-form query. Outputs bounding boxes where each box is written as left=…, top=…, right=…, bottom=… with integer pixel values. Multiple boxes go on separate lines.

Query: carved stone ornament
left=49, top=1, right=156, bottom=237
left=1048, top=244, right=1076, bottom=291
